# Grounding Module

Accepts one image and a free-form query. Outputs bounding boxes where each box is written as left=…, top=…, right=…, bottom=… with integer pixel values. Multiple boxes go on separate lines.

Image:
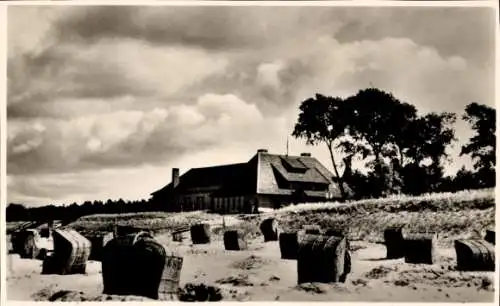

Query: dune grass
left=277, top=188, right=494, bottom=214
left=274, top=188, right=494, bottom=246
left=70, top=211, right=222, bottom=234
left=277, top=208, right=494, bottom=246
left=61, top=188, right=494, bottom=246
left=231, top=188, right=495, bottom=246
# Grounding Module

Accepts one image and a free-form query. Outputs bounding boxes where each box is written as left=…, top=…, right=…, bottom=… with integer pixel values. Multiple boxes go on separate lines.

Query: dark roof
left=151, top=151, right=344, bottom=199
left=151, top=161, right=257, bottom=197
left=178, top=162, right=256, bottom=194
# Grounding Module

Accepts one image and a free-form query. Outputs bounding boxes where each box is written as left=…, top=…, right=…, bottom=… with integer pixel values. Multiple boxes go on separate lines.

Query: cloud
left=7, top=169, right=153, bottom=206
left=334, top=7, right=496, bottom=66
left=7, top=94, right=287, bottom=176
left=49, top=6, right=494, bottom=66
left=280, top=36, right=492, bottom=114
left=7, top=174, right=100, bottom=204
left=9, top=6, right=494, bottom=119
left=257, top=61, right=285, bottom=90
left=8, top=39, right=229, bottom=118
left=51, top=6, right=342, bottom=51
left=179, top=35, right=492, bottom=118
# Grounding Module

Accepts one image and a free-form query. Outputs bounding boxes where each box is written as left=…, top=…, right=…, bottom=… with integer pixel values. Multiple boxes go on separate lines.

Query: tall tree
left=292, top=94, right=348, bottom=198
left=293, top=87, right=459, bottom=198
left=403, top=112, right=457, bottom=192
left=339, top=88, right=419, bottom=194
left=405, top=112, right=457, bottom=165
left=343, top=88, right=419, bottom=162
left=460, top=102, right=496, bottom=187
left=334, top=88, right=457, bottom=196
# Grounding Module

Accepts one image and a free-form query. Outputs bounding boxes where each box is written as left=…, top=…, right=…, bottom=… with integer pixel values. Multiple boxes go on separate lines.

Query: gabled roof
left=151, top=150, right=344, bottom=199
left=255, top=152, right=335, bottom=195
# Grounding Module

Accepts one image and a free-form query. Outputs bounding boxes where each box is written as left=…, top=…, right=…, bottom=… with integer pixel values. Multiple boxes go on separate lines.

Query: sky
left=6, top=5, right=496, bottom=207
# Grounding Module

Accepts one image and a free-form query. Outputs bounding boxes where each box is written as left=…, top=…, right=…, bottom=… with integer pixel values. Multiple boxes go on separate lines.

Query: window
left=281, top=157, right=307, bottom=173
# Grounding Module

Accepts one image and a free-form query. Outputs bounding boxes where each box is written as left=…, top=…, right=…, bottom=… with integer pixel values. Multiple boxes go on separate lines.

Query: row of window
left=178, top=195, right=249, bottom=212
left=213, top=196, right=246, bottom=212
left=179, top=196, right=208, bottom=210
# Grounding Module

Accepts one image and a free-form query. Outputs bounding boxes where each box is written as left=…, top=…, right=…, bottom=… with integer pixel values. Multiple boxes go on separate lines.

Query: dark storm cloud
left=8, top=6, right=495, bottom=119
left=8, top=43, right=154, bottom=108
left=51, top=6, right=496, bottom=67
left=53, top=6, right=314, bottom=50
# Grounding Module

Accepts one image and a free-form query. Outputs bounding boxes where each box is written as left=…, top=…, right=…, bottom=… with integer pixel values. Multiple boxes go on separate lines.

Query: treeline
left=293, top=88, right=495, bottom=200
left=6, top=199, right=166, bottom=223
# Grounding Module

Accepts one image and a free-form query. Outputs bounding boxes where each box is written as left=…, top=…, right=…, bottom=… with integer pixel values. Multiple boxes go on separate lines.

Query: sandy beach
left=6, top=232, right=495, bottom=302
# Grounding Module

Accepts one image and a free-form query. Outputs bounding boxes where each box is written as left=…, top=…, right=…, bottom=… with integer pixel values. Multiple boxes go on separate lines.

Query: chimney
left=300, top=152, right=311, bottom=157
left=172, top=168, right=180, bottom=188
left=257, top=149, right=268, bottom=153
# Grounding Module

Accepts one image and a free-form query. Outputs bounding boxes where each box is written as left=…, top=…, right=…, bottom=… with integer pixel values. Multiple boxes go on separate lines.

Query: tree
left=6, top=203, right=28, bottom=221
left=405, top=112, right=457, bottom=166
left=400, top=163, right=446, bottom=195
left=294, top=88, right=458, bottom=198
left=371, top=156, right=396, bottom=197
left=339, top=88, right=419, bottom=195
left=342, top=170, right=373, bottom=199
left=341, top=89, right=457, bottom=195
left=402, top=112, right=456, bottom=193
left=343, top=88, right=419, bottom=163
left=451, top=166, right=479, bottom=191
left=341, top=155, right=354, bottom=183
left=460, top=102, right=496, bottom=187
left=292, top=94, right=349, bottom=199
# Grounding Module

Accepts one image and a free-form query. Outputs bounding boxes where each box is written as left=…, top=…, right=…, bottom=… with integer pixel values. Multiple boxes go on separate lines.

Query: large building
left=150, top=149, right=347, bottom=213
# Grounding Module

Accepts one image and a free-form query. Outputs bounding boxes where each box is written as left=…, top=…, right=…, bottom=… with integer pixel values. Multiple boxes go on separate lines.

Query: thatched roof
left=151, top=150, right=344, bottom=199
